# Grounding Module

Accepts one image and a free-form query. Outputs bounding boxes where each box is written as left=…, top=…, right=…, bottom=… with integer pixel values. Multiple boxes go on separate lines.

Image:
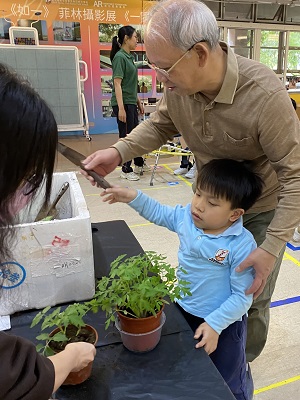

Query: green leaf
left=30, top=306, right=51, bottom=327
left=92, top=251, right=191, bottom=329
left=30, top=300, right=93, bottom=349
left=35, top=343, right=45, bottom=353
left=36, top=333, right=52, bottom=341
left=44, top=346, right=55, bottom=356
left=51, top=332, right=68, bottom=342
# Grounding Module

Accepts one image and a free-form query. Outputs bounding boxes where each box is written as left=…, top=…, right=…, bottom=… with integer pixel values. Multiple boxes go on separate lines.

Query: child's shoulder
left=235, top=226, right=256, bottom=247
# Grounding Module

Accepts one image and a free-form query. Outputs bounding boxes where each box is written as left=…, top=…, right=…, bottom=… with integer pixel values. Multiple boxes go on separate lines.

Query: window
left=256, top=4, right=284, bottom=23
left=260, top=30, right=284, bottom=73
left=227, top=28, right=254, bottom=59
left=224, top=3, right=253, bottom=21
left=287, top=31, right=300, bottom=73
left=202, top=1, right=221, bottom=19
left=285, top=5, right=300, bottom=25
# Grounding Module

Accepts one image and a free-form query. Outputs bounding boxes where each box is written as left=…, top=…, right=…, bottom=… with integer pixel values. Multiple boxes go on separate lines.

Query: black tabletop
left=10, top=303, right=235, bottom=400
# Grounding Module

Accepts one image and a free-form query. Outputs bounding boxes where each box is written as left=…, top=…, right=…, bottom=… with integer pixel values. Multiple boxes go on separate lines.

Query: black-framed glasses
left=144, top=41, right=205, bottom=79
left=23, top=174, right=43, bottom=196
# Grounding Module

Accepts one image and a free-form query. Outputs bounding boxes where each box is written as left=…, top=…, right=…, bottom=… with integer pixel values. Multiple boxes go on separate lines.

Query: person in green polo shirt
left=110, top=26, right=150, bottom=181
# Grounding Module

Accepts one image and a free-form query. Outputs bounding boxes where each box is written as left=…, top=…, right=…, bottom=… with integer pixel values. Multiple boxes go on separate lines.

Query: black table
left=8, top=220, right=235, bottom=400
left=10, top=303, right=235, bottom=400
left=91, top=221, right=144, bottom=279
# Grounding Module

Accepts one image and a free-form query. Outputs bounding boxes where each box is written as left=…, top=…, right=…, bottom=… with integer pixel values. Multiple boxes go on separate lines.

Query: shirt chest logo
left=208, top=249, right=229, bottom=265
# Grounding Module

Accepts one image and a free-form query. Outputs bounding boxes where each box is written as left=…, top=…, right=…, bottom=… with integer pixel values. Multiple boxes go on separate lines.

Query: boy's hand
left=194, top=322, right=219, bottom=355
left=100, top=187, right=138, bottom=204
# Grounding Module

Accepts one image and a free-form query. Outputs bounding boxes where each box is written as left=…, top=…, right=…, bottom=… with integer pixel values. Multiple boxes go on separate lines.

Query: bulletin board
left=0, top=44, right=83, bottom=130
left=9, top=27, right=40, bottom=45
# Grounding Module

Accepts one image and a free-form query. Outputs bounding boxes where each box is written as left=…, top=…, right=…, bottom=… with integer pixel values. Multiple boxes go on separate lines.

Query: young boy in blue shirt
left=101, top=159, right=263, bottom=400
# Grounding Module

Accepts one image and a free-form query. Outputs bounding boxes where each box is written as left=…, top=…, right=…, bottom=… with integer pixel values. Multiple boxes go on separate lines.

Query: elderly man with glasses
left=83, top=0, right=300, bottom=396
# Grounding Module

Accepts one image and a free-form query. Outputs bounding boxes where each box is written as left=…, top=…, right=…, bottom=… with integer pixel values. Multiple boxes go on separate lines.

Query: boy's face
left=191, top=187, right=244, bottom=235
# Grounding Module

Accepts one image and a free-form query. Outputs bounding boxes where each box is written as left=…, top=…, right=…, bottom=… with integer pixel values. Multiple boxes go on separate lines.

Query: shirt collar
left=214, top=42, right=239, bottom=105
left=222, top=216, right=243, bottom=236
left=119, top=48, right=134, bottom=60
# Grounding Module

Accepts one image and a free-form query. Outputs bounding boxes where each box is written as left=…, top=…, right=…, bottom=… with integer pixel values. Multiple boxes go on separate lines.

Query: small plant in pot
left=31, top=302, right=98, bottom=385
left=90, top=251, right=190, bottom=352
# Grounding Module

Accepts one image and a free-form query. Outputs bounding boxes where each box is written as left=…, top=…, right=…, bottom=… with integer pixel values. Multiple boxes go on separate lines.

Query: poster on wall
left=0, top=0, right=158, bottom=135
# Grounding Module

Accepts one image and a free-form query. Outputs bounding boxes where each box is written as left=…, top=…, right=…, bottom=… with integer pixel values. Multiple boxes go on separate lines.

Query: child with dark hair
left=101, top=158, right=264, bottom=400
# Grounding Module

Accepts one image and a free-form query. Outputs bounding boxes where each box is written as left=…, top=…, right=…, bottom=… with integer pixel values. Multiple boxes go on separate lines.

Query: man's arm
left=83, top=93, right=178, bottom=175
left=113, top=94, right=180, bottom=163
left=238, top=90, right=300, bottom=296
left=259, top=91, right=300, bottom=254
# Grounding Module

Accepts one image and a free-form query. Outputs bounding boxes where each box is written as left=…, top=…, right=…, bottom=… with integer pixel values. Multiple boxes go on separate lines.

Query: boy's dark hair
left=196, top=159, right=264, bottom=211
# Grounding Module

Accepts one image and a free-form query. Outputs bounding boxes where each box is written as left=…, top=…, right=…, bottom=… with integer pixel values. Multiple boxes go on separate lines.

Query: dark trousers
left=180, top=148, right=193, bottom=169
left=112, top=104, right=143, bottom=173
left=243, top=210, right=284, bottom=362
left=176, top=303, right=250, bottom=400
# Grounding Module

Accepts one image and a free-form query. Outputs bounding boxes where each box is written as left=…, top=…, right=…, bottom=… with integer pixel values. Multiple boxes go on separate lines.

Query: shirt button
left=206, top=122, right=209, bottom=126
left=197, top=236, right=201, bottom=240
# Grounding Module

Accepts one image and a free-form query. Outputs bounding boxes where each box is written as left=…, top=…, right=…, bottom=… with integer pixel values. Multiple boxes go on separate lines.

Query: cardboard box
left=0, top=172, right=95, bottom=316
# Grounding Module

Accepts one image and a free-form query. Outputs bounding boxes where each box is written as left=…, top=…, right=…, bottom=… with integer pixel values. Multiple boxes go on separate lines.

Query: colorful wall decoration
left=0, top=0, right=160, bottom=134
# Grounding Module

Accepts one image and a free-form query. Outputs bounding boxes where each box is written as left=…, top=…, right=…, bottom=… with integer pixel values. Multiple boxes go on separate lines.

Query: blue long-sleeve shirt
left=129, top=190, right=255, bottom=334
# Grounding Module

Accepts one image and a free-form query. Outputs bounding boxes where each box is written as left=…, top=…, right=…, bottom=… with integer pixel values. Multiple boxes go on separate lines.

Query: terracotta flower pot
left=49, top=324, right=98, bottom=385
left=117, top=307, right=164, bottom=334
left=115, top=312, right=166, bottom=353
left=116, top=308, right=166, bottom=352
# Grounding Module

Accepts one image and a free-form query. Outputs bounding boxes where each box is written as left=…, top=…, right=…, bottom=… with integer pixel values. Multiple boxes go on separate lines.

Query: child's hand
left=100, top=186, right=138, bottom=204
left=194, top=322, right=219, bottom=355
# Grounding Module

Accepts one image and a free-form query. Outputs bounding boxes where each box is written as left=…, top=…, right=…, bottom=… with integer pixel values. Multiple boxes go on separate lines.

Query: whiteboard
left=0, top=44, right=83, bottom=130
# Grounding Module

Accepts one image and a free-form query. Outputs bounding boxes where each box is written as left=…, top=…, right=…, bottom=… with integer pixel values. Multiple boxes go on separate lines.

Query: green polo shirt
left=111, top=49, right=138, bottom=106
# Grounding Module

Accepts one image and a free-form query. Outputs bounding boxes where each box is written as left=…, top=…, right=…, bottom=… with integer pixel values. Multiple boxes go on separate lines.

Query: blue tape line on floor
left=270, top=295, right=300, bottom=308
left=286, top=242, right=300, bottom=251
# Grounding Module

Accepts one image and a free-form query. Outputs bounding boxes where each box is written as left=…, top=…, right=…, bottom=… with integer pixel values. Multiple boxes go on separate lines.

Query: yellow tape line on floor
left=254, top=374, right=300, bottom=394
left=129, top=222, right=153, bottom=228
left=283, top=251, right=300, bottom=267
left=149, top=150, right=193, bottom=156
left=162, top=164, right=193, bottom=187
left=86, top=185, right=186, bottom=198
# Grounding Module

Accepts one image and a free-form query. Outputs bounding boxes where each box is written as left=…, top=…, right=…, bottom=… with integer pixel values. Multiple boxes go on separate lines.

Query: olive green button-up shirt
left=113, top=42, right=300, bottom=257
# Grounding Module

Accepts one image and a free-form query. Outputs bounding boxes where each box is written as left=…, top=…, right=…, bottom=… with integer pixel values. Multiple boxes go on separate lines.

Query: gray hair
left=145, top=0, right=219, bottom=50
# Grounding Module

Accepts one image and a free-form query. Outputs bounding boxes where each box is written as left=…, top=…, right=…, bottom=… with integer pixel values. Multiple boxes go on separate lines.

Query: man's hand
left=194, top=322, right=219, bottom=355
left=236, top=247, right=276, bottom=299
left=101, top=187, right=138, bottom=204
left=81, top=148, right=121, bottom=186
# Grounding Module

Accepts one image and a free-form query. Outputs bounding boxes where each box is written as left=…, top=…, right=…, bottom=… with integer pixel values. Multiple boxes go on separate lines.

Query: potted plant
left=30, top=302, right=98, bottom=385
left=90, top=251, right=190, bottom=352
